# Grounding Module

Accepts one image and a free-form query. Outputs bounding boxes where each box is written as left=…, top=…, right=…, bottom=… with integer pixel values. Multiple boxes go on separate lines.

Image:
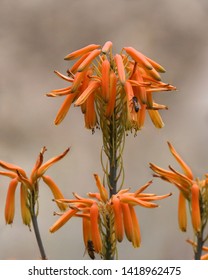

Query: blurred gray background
left=0, top=0, right=208, bottom=260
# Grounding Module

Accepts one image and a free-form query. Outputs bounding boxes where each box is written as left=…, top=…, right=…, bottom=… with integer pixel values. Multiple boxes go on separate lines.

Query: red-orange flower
left=0, top=147, right=69, bottom=226
left=50, top=174, right=171, bottom=258
left=47, top=42, right=176, bottom=133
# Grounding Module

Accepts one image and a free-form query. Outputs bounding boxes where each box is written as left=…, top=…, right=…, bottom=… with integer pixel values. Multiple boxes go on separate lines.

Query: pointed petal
left=30, top=146, right=46, bottom=182
left=167, top=142, right=194, bottom=180
left=0, top=171, right=17, bottom=179
left=54, top=70, right=74, bottom=82
left=0, top=160, right=26, bottom=177
left=42, top=175, right=67, bottom=211
left=50, top=208, right=78, bottom=233
left=54, top=94, right=76, bottom=125
left=37, top=148, right=70, bottom=177
left=134, top=180, right=153, bottom=196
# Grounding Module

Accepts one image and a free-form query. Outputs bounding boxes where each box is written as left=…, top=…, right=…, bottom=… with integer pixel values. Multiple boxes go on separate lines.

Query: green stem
left=194, top=233, right=203, bottom=260
left=30, top=191, right=47, bottom=260
left=109, top=115, right=117, bottom=197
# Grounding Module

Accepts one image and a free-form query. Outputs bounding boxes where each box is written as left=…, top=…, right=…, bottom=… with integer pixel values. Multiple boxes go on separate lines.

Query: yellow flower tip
left=123, top=47, right=153, bottom=70
left=167, top=141, right=194, bottom=180
left=64, top=44, right=101, bottom=60
left=191, top=183, right=201, bottom=233
left=148, top=110, right=164, bottom=128
left=145, top=56, right=166, bottom=73
left=102, top=41, right=113, bottom=54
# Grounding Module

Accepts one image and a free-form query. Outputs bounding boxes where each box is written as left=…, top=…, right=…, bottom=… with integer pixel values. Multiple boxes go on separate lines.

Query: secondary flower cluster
left=0, top=147, right=69, bottom=227
left=47, top=41, right=176, bottom=133
left=150, top=142, right=208, bottom=235
left=50, top=174, right=171, bottom=259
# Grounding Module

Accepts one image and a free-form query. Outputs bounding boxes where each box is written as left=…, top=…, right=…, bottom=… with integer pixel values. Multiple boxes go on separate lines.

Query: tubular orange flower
left=178, top=191, right=187, bottom=232
left=77, top=49, right=101, bottom=72
left=123, top=47, right=153, bottom=70
left=120, top=202, right=134, bottom=242
left=64, top=44, right=101, bottom=60
left=129, top=205, right=141, bottom=248
left=74, top=80, right=101, bottom=106
left=90, top=202, right=102, bottom=253
left=114, top=54, right=126, bottom=85
left=112, top=196, right=124, bottom=242
left=102, top=41, right=113, bottom=54
left=50, top=208, right=78, bottom=233
left=5, top=178, right=18, bottom=224
left=191, top=183, right=201, bottom=233
left=101, top=59, right=110, bottom=101
left=54, top=94, right=76, bottom=125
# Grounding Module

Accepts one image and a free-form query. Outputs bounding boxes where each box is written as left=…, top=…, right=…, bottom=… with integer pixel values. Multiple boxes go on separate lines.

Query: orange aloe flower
left=46, top=41, right=176, bottom=133
left=0, top=147, right=69, bottom=226
left=50, top=174, right=171, bottom=258
left=149, top=142, right=208, bottom=235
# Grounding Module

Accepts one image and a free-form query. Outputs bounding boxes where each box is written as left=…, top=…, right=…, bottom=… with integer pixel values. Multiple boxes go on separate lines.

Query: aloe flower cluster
left=47, top=41, right=176, bottom=132
left=50, top=174, right=171, bottom=259
left=150, top=142, right=208, bottom=259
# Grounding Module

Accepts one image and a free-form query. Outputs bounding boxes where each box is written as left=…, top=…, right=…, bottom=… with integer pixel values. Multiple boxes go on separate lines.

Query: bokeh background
left=1, top=0, right=208, bottom=260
